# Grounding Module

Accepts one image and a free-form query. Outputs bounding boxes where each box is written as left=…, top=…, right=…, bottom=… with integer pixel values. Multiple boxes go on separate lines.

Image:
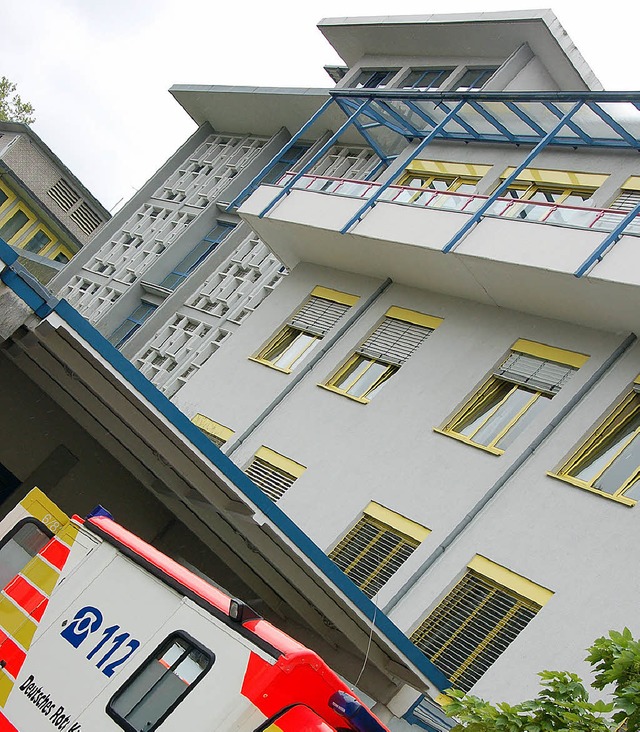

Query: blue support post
left=441, top=101, right=585, bottom=253
left=574, top=201, right=640, bottom=277
left=258, top=99, right=372, bottom=219
left=226, top=97, right=334, bottom=211
left=340, top=100, right=468, bottom=234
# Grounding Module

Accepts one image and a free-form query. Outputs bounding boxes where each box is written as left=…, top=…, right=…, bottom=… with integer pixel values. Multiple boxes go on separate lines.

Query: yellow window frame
left=549, top=388, right=640, bottom=507
left=0, top=202, right=36, bottom=244
left=0, top=179, right=16, bottom=218
left=436, top=377, right=545, bottom=455
left=250, top=286, right=359, bottom=374
left=329, top=502, right=429, bottom=597
left=191, top=413, right=234, bottom=447
left=436, top=339, right=586, bottom=455
left=321, top=307, right=443, bottom=404
left=20, top=222, right=58, bottom=256
left=411, top=555, right=551, bottom=691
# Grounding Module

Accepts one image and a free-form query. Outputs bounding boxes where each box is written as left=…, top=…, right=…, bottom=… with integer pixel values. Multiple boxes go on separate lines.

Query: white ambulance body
left=0, top=491, right=390, bottom=732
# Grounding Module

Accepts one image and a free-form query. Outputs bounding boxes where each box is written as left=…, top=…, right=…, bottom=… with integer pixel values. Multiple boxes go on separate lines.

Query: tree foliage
left=444, top=629, right=640, bottom=732
left=0, top=77, right=35, bottom=125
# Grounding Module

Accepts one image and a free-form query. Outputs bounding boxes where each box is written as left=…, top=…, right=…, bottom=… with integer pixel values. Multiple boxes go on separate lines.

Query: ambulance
left=0, top=489, right=391, bottom=732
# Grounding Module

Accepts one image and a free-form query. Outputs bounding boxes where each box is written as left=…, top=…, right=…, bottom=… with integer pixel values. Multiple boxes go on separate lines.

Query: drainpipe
left=384, top=331, right=637, bottom=614
left=225, top=277, right=393, bottom=457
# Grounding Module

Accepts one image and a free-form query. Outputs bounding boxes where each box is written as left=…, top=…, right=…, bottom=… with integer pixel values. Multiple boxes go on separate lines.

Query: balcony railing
left=277, top=173, right=640, bottom=236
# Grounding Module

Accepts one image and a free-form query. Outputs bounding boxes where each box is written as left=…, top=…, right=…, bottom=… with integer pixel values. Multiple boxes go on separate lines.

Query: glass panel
left=496, top=393, right=550, bottom=449
left=456, top=381, right=512, bottom=437
left=0, top=210, right=29, bottom=241
left=266, top=330, right=317, bottom=371
left=472, top=387, right=537, bottom=447
left=346, top=361, right=389, bottom=398
left=0, top=522, right=51, bottom=589
left=333, top=356, right=371, bottom=392
left=111, top=638, right=209, bottom=732
left=0, top=189, right=7, bottom=207
left=23, top=230, right=51, bottom=253
left=594, top=432, right=640, bottom=495
left=572, top=410, right=640, bottom=485
left=158, top=272, right=184, bottom=291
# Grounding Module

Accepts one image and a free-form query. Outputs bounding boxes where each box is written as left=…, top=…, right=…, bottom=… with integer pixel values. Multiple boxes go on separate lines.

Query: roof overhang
left=318, top=10, right=602, bottom=91
left=0, top=239, right=448, bottom=706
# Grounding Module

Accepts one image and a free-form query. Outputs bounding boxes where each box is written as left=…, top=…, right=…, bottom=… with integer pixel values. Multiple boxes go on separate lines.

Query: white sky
left=3, top=1, right=638, bottom=213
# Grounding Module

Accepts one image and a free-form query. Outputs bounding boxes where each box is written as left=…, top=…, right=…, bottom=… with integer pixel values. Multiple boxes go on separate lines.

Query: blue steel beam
left=467, top=101, right=516, bottom=141
left=340, top=100, right=468, bottom=234
left=258, top=99, right=372, bottom=219
left=504, top=101, right=546, bottom=136
left=437, top=101, right=481, bottom=139
left=585, top=102, right=640, bottom=147
left=338, top=97, right=410, bottom=138
left=403, top=100, right=445, bottom=135
left=543, top=101, right=593, bottom=144
left=226, top=97, right=334, bottom=211
left=441, top=101, right=585, bottom=253
left=334, top=97, right=393, bottom=165
left=574, top=202, right=640, bottom=277
left=377, top=100, right=424, bottom=138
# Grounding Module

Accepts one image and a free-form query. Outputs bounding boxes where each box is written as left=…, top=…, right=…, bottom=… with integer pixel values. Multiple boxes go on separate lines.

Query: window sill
left=247, top=356, right=292, bottom=374
left=546, top=472, right=637, bottom=507
left=432, top=428, right=503, bottom=456
left=317, top=383, right=370, bottom=404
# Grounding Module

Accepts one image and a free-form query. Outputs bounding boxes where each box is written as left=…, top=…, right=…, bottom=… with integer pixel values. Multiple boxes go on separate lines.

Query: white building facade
left=49, top=11, right=640, bottom=729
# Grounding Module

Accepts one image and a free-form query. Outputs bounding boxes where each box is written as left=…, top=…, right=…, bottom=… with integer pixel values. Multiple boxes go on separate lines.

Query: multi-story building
left=36, top=8, right=640, bottom=729
left=0, top=121, right=109, bottom=283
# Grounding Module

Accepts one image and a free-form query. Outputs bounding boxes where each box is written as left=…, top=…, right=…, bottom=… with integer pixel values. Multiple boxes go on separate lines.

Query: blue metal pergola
left=229, top=91, right=640, bottom=277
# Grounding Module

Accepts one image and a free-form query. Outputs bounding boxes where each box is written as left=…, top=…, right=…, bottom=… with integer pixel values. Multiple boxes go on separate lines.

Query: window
left=601, top=176, right=640, bottom=234
left=401, top=68, right=452, bottom=91
left=252, top=286, right=358, bottom=373
left=108, top=632, right=213, bottom=732
left=352, top=69, right=399, bottom=88
left=396, top=160, right=491, bottom=206
left=551, top=380, right=640, bottom=506
left=438, top=340, right=587, bottom=454
left=329, top=502, right=429, bottom=598
left=244, top=446, right=306, bottom=502
left=322, top=307, right=442, bottom=403
left=0, top=205, right=34, bottom=243
left=0, top=519, right=53, bottom=590
left=410, top=555, right=552, bottom=692
left=22, top=229, right=53, bottom=254
left=262, top=145, right=309, bottom=185
left=455, top=67, right=498, bottom=91
left=158, top=222, right=235, bottom=290
left=0, top=180, right=16, bottom=217
left=191, top=414, right=234, bottom=448
left=109, top=302, right=158, bottom=349
left=496, top=167, right=607, bottom=222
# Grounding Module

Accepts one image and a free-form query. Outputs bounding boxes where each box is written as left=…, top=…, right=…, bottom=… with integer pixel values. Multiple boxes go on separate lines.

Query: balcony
left=239, top=174, right=640, bottom=334
left=278, top=172, right=640, bottom=236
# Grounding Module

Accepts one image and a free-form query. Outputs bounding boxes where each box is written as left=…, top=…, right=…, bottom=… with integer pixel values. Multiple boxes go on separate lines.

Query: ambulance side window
left=107, top=632, right=214, bottom=732
left=0, top=518, right=52, bottom=590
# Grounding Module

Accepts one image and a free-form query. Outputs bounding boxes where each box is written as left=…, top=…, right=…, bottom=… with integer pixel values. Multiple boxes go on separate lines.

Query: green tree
left=444, top=629, right=640, bottom=732
left=0, top=76, right=35, bottom=125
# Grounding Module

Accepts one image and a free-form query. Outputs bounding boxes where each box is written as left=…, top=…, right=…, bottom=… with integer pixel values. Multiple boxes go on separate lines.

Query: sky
left=3, top=0, right=639, bottom=213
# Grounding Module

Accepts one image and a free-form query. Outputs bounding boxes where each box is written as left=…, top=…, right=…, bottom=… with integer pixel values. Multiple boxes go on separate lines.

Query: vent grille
left=610, top=190, right=640, bottom=213
left=289, top=296, right=349, bottom=337
left=329, top=516, right=419, bottom=598
left=48, top=178, right=79, bottom=211
left=411, top=570, right=540, bottom=692
left=496, top=353, right=575, bottom=394
left=245, top=457, right=296, bottom=502
left=71, top=202, right=103, bottom=235
left=359, top=318, right=433, bottom=366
